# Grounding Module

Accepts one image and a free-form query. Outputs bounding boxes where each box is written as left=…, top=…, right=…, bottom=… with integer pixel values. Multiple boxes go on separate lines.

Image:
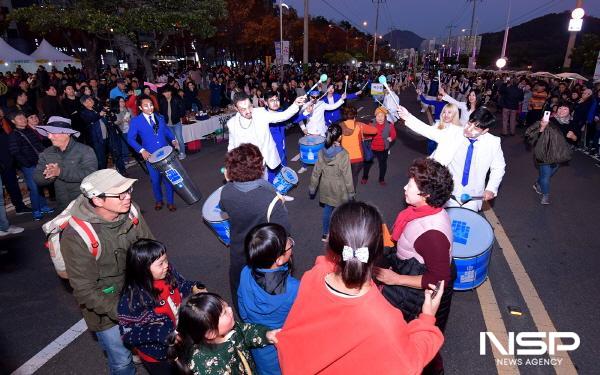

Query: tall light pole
left=563, top=0, right=584, bottom=69
left=497, top=0, right=511, bottom=70
left=303, top=0, right=309, bottom=64
left=372, top=0, right=384, bottom=63
left=279, top=1, right=289, bottom=82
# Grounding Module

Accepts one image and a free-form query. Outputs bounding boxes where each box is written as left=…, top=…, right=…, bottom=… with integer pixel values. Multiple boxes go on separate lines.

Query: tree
left=10, top=0, right=227, bottom=79
left=570, top=33, right=600, bottom=75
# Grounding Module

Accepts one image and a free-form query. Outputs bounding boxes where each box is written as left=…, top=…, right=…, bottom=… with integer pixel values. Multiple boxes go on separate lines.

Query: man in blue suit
left=127, top=95, right=180, bottom=211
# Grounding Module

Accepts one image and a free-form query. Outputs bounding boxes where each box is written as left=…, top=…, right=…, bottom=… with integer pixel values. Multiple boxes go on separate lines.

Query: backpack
left=42, top=199, right=139, bottom=279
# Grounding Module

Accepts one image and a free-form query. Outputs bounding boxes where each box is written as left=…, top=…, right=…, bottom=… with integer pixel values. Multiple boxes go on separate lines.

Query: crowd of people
left=1, top=60, right=599, bottom=375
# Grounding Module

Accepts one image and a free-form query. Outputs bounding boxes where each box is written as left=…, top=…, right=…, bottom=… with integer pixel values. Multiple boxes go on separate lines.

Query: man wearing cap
left=34, top=116, right=98, bottom=211
left=127, top=95, right=179, bottom=211
left=61, top=169, right=153, bottom=375
left=227, top=92, right=305, bottom=175
left=110, top=79, right=128, bottom=100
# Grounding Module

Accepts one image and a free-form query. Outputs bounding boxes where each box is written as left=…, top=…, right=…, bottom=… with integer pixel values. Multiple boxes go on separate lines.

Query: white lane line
left=291, top=153, right=300, bottom=162
left=11, top=319, right=88, bottom=375
left=483, top=205, right=578, bottom=374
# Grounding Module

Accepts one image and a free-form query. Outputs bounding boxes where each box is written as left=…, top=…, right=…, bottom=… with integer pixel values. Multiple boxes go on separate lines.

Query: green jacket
left=34, top=138, right=98, bottom=211
left=60, top=195, right=154, bottom=332
left=309, top=146, right=355, bottom=207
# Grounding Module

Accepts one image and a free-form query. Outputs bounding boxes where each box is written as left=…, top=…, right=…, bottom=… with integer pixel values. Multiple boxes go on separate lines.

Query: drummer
left=397, top=105, right=506, bottom=211
left=322, top=83, right=362, bottom=125
left=374, top=158, right=455, bottom=375
left=227, top=92, right=305, bottom=181
left=127, top=95, right=180, bottom=211
left=264, top=90, right=288, bottom=183
left=293, top=90, right=345, bottom=174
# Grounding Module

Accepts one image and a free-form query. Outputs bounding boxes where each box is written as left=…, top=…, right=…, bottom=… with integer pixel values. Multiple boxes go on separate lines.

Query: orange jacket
left=277, top=256, right=444, bottom=375
left=340, top=119, right=377, bottom=163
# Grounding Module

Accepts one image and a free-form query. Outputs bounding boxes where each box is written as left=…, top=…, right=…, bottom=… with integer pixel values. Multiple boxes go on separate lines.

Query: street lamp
left=363, top=21, right=368, bottom=27
left=496, top=58, right=507, bottom=69
left=564, top=3, right=584, bottom=68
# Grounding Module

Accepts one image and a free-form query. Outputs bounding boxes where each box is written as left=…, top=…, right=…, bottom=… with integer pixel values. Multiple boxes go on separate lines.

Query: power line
left=318, top=0, right=365, bottom=31
left=485, top=0, right=560, bottom=32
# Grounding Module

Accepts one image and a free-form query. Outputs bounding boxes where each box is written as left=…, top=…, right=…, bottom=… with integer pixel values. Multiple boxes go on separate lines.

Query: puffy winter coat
left=525, top=119, right=572, bottom=165
left=309, top=145, right=354, bottom=207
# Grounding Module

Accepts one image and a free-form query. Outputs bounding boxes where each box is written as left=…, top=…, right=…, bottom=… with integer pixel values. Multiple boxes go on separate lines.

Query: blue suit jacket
left=127, top=113, right=175, bottom=154
left=321, top=92, right=359, bottom=124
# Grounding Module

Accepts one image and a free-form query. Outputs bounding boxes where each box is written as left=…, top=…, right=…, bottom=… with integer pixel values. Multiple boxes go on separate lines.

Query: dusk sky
left=283, top=0, right=600, bottom=39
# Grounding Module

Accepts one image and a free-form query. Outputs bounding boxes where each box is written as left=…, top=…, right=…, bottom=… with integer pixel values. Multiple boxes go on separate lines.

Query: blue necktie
left=461, top=139, right=476, bottom=186
left=149, top=115, right=158, bottom=134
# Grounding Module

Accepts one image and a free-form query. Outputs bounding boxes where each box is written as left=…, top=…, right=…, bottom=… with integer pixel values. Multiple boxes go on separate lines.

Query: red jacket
left=370, top=121, right=397, bottom=151
left=277, top=256, right=443, bottom=375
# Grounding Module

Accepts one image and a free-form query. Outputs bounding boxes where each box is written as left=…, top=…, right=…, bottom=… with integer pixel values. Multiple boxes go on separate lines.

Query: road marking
left=483, top=205, right=578, bottom=374
left=11, top=319, right=88, bottom=375
left=291, top=153, right=300, bottom=162
left=476, top=278, right=520, bottom=374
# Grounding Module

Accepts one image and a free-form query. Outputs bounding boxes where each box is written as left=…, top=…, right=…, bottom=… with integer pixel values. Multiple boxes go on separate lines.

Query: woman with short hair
left=375, top=158, right=455, bottom=375
left=220, top=143, right=291, bottom=305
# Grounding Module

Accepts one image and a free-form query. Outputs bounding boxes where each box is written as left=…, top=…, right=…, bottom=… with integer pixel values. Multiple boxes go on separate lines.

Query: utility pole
left=467, top=0, right=481, bottom=69
left=303, top=0, right=309, bottom=64
left=372, top=0, right=385, bottom=63
left=279, top=0, right=284, bottom=82
left=446, top=24, right=455, bottom=57
left=563, top=0, right=584, bottom=69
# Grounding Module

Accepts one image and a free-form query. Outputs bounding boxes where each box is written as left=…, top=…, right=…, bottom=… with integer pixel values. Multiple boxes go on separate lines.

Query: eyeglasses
left=101, top=187, right=133, bottom=200
left=267, top=98, right=280, bottom=103
left=285, top=237, right=295, bottom=252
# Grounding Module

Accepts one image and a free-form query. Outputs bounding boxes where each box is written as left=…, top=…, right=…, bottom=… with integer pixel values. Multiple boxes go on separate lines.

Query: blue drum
left=202, top=186, right=230, bottom=246
left=272, top=167, right=298, bottom=194
left=299, top=135, right=325, bottom=165
left=446, top=207, right=494, bottom=291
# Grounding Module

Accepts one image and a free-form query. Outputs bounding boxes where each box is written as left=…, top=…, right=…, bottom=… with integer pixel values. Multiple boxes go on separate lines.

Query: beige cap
left=80, top=169, right=137, bottom=198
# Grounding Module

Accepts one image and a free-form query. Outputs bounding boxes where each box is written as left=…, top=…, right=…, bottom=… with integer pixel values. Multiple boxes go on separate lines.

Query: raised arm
left=397, top=105, right=443, bottom=142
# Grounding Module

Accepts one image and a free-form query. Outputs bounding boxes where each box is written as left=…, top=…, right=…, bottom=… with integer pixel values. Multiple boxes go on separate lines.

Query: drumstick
left=306, top=74, right=328, bottom=97
left=378, top=76, right=399, bottom=107
left=360, top=80, right=370, bottom=91
left=460, top=193, right=484, bottom=202
left=344, top=75, right=348, bottom=95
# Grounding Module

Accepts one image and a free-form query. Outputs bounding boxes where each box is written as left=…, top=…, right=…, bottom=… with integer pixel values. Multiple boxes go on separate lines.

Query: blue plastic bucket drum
left=272, top=167, right=298, bottom=194
left=148, top=145, right=202, bottom=204
left=446, top=207, right=494, bottom=291
left=202, top=186, right=230, bottom=246
left=298, top=135, right=325, bottom=165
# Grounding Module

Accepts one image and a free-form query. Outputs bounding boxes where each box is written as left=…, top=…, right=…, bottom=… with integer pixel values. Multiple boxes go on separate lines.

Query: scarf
left=391, top=205, right=442, bottom=242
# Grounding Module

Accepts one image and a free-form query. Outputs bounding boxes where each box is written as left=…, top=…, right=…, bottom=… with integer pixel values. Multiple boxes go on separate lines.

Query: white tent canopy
left=0, top=38, right=37, bottom=73
left=29, top=39, right=81, bottom=70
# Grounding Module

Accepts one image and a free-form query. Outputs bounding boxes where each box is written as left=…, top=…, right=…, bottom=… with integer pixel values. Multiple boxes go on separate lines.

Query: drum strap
left=266, top=194, right=284, bottom=223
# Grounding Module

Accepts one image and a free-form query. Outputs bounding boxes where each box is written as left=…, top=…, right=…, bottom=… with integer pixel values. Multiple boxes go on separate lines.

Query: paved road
left=1, top=89, right=599, bottom=375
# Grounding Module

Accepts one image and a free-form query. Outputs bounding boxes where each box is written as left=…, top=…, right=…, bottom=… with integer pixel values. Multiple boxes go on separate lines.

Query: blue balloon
left=378, top=75, right=387, bottom=84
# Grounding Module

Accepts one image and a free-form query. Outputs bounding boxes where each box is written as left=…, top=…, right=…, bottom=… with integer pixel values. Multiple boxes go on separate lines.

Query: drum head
left=202, top=186, right=229, bottom=221
left=446, top=207, right=494, bottom=258
left=280, top=167, right=298, bottom=184
left=148, top=145, right=173, bottom=163
left=299, top=135, right=325, bottom=146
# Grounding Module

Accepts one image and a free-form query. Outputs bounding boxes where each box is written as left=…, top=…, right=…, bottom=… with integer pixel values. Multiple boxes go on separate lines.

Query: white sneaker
left=282, top=195, right=295, bottom=202
left=297, top=166, right=307, bottom=174
left=0, top=226, right=24, bottom=237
